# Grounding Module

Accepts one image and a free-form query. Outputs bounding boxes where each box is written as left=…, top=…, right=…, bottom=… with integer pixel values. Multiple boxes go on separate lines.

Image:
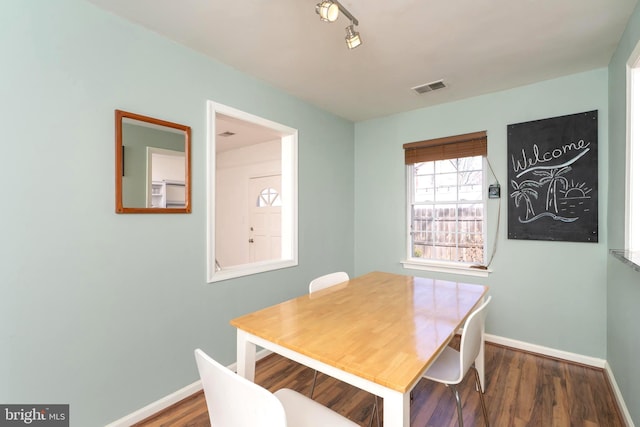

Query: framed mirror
left=115, top=110, right=191, bottom=214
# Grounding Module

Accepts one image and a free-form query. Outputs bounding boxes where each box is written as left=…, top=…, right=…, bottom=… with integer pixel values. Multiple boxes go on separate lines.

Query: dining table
left=230, top=271, right=489, bottom=427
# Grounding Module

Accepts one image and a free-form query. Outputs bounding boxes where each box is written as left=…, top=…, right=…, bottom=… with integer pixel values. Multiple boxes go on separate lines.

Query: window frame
left=626, top=41, right=640, bottom=252
left=206, top=101, right=298, bottom=283
left=403, top=158, right=489, bottom=277
left=402, top=132, right=490, bottom=278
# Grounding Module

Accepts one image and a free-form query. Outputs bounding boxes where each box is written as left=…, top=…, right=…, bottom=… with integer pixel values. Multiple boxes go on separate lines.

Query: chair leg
left=367, top=396, right=380, bottom=427
left=473, top=368, right=490, bottom=427
left=309, top=370, right=318, bottom=398
left=449, top=385, right=464, bottom=427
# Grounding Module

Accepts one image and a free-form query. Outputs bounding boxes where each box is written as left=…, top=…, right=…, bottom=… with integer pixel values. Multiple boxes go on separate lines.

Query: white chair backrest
left=309, top=272, right=349, bottom=293
left=459, top=296, right=492, bottom=380
left=194, top=348, right=287, bottom=427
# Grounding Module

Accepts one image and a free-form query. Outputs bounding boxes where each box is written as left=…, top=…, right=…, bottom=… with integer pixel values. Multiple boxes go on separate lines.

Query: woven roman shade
left=403, top=131, right=487, bottom=164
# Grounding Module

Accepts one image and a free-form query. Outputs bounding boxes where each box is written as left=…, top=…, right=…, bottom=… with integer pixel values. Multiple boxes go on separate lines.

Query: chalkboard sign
left=507, top=110, right=598, bottom=242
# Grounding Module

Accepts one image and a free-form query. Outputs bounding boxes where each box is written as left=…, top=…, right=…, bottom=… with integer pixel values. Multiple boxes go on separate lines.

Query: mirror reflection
left=115, top=110, right=191, bottom=213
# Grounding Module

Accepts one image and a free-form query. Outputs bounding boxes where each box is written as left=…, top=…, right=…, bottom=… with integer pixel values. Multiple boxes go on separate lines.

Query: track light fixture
left=316, top=1, right=339, bottom=22
left=315, top=0, right=362, bottom=49
left=345, top=24, right=361, bottom=49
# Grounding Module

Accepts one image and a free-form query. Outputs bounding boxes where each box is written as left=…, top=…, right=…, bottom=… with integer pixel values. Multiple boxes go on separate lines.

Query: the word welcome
left=511, top=139, right=590, bottom=176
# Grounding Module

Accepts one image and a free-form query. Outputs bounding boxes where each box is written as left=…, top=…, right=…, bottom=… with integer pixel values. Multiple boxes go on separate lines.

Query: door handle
left=249, top=238, right=254, bottom=243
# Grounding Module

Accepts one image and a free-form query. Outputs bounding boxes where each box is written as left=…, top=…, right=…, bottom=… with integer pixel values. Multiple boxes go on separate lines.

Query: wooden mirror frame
left=115, top=109, right=192, bottom=214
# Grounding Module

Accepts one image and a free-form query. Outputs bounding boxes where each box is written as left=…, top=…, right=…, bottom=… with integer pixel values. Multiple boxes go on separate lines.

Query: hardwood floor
left=134, top=342, right=625, bottom=426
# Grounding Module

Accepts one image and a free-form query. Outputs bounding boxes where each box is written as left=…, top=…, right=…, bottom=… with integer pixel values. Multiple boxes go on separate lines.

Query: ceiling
left=86, top=0, right=637, bottom=122
left=215, top=113, right=286, bottom=152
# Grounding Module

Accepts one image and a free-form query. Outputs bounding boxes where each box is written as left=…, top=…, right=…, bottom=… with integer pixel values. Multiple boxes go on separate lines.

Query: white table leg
left=236, top=330, right=256, bottom=381
left=383, top=390, right=410, bottom=427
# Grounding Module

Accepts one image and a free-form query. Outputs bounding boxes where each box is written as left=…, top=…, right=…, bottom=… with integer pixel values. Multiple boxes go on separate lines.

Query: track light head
left=345, top=24, right=362, bottom=49
left=316, top=1, right=339, bottom=22
left=315, top=1, right=362, bottom=50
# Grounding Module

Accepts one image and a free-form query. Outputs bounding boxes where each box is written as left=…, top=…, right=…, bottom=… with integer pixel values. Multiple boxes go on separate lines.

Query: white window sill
left=401, top=259, right=491, bottom=278
left=610, top=249, right=640, bottom=273
left=208, top=259, right=298, bottom=283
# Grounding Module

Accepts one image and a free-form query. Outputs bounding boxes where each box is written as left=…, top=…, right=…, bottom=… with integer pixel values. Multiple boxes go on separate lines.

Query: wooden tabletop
left=231, top=271, right=488, bottom=393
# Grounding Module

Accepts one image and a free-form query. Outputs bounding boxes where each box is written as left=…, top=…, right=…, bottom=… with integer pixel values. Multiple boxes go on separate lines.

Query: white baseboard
left=105, top=349, right=272, bottom=427
left=104, top=380, right=203, bottom=427
left=485, top=335, right=634, bottom=426
left=484, top=333, right=607, bottom=368
left=604, top=361, right=635, bottom=427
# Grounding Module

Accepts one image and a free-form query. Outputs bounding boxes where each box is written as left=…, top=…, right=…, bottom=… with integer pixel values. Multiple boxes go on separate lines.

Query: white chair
left=194, top=348, right=358, bottom=427
left=308, top=272, right=380, bottom=427
left=307, top=271, right=350, bottom=398
left=308, top=271, right=349, bottom=294
left=422, top=296, right=492, bottom=427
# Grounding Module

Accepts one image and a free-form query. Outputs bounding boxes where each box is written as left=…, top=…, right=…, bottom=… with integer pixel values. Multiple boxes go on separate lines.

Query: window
left=627, top=44, right=640, bottom=251
left=403, top=131, right=488, bottom=276
left=257, top=187, right=281, bottom=207
left=207, top=101, right=298, bottom=282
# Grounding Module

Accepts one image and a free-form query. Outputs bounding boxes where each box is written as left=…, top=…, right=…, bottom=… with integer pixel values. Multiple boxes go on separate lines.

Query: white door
left=249, top=175, right=282, bottom=262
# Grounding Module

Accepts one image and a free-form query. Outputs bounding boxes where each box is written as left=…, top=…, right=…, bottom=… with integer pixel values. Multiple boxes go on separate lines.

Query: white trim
left=105, top=349, right=272, bottom=427
left=105, top=380, right=202, bottom=427
left=486, top=337, right=635, bottom=424
left=402, top=259, right=491, bottom=277
left=605, top=361, right=636, bottom=427
left=206, top=100, right=299, bottom=283
left=146, top=147, right=185, bottom=208
left=405, top=157, right=490, bottom=273
left=485, top=334, right=606, bottom=368
left=209, top=259, right=299, bottom=282
left=626, top=40, right=640, bottom=251
left=626, top=50, right=633, bottom=250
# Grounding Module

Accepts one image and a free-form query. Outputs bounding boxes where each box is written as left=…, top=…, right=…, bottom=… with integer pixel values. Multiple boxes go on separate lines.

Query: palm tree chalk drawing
left=507, top=111, right=598, bottom=242
left=509, top=179, right=540, bottom=220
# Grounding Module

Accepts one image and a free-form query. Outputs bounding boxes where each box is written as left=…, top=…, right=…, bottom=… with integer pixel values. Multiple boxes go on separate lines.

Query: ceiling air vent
left=412, top=79, right=446, bottom=95
left=218, top=131, right=236, bottom=137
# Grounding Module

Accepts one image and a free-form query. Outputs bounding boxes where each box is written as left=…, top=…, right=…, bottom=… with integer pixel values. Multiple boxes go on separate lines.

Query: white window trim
left=403, top=157, right=491, bottom=278
left=206, top=101, right=298, bottom=282
left=626, top=41, right=640, bottom=252
left=401, top=259, right=491, bottom=277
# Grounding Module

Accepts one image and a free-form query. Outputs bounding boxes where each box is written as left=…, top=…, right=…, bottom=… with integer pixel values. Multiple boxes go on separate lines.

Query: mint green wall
left=0, top=1, right=354, bottom=425
left=4, top=0, right=636, bottom=424
left=607, top=1, right=640, bottom=423
left=354, top=69, right=609, bottom=358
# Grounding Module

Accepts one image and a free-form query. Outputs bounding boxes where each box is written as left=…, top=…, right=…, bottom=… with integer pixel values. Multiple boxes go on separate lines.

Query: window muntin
left=257, top=187, right=282, bottom=207
left=409, top=156, right=486, bottom=264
